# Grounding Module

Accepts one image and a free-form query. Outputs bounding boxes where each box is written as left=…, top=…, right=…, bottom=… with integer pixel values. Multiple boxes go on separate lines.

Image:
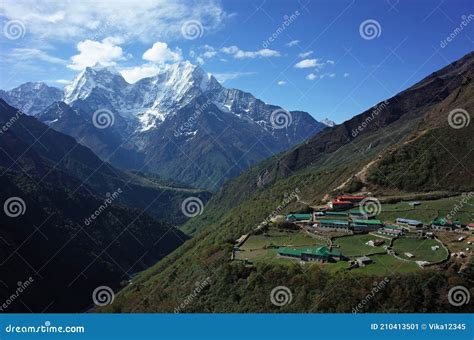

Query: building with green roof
left=316, top=219, right=350, bottom=231
left=285, top=213, right=312, bottom=222
left=277, top=247, right=302, bottom=258
left=430, top=218, right=460, bottom=231
left=324, top=211, right=349, bottom=217
left=278, top=246, right=343, bottom=262
left=352, top=219, right=384, bottom=232
left=348, top=209, right=368, bottom=218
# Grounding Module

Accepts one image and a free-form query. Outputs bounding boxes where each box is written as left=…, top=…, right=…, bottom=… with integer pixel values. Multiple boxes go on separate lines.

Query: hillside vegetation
left=0, top=99, right=198, bottom=312
left=105, top=52, right=474, bottom=313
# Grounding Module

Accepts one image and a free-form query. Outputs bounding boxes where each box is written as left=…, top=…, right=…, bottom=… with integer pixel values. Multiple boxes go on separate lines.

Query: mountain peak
left=64, top=64, right=128, bottom=104
left=150, top=60, right=219, bottom=92
left=5, top=81, right=52, bottom=92
left=87, top=63, right=121, bottom=76
left=22, top=81, right=49, bottom=90
left=0, top=82, right=63, bottom=116
left=165, top=60, right=197, bottom=72
left=321, top=118, right=336, bottom=127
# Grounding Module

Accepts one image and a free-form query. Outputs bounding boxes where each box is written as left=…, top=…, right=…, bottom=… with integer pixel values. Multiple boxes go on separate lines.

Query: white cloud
left=212, top=71, right=257, bottom=83
left=221, top=46, right=239, bottom=54
left=118, top=41, right=184, bottom=83
left=190, top=45, right=217, bottom=64
left=236, top=48, right=280, bottom=58
left=221, top=46, right=280, bottom=59
left=294, top=58, right=324, bottom=68
left=201, top=45, right=217, bottom=59
left=8, top=48, right=67, bottom=65
left=298, top=51, right=313, bottom=58
left=306, top=73, right=317, bottom=81
left=143, top=42, right=182, bottom=64
left=52, top=79, right=70, bottom=84
left=343, top=72, right=350, bottom=77
left=277, top=80, right=287, bottom=85
left=319, top=72, right=336, bottom=79
left=202, top=51, right=217, bottom=58
left=286, top=40, right=299, bottom=47
left=0, top=0, right=228, bottom=43
left=120, top=64, right=161, bottom=83
left=326, top=59, right=335, bottom=65
left=68, top=37, right=125, bottom=70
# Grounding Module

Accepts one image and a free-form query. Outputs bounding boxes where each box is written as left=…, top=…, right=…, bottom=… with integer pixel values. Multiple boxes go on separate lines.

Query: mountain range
left=1, top=62, right=327, bottom=191
left=102, top=51, right=474, bottom=312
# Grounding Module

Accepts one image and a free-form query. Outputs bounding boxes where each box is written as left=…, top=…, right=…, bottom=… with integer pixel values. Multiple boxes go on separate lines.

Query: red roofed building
left=328, top=200, right=354, bottom=211
left=335, top=195, right=366, bottom=203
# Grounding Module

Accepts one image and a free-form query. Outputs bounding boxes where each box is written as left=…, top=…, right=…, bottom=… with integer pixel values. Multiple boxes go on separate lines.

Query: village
left=233, top=194, right=474, bottom=274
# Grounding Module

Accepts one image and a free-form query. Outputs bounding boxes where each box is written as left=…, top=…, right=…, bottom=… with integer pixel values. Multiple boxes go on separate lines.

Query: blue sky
left=0, top=0, right=473, bottom=123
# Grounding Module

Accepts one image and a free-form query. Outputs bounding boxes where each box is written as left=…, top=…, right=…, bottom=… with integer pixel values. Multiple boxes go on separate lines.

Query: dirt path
left=334, top=157, right=379, bottom=191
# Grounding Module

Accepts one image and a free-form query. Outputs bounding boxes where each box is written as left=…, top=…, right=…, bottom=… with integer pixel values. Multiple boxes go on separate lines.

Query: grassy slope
left=378, top=195, right=474, bottom=225
left=368, top=124, right=474, bottom=192
left=104, top=53, right=474, bottom=313
left=105, top=130, right=472, bottom=312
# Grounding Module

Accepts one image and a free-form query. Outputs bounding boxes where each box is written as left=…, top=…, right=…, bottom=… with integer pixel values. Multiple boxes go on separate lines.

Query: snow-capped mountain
left=11, top=62, right=326, bottom=190
left=0, top=82, right=63, bottom=115
left=321, top=118, right=336, bottom=127
left=131, top=62, right=223, bottom=131
left=63, top=61, right=223, bottom=131
left=64, top=65, right=129, bottom=106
